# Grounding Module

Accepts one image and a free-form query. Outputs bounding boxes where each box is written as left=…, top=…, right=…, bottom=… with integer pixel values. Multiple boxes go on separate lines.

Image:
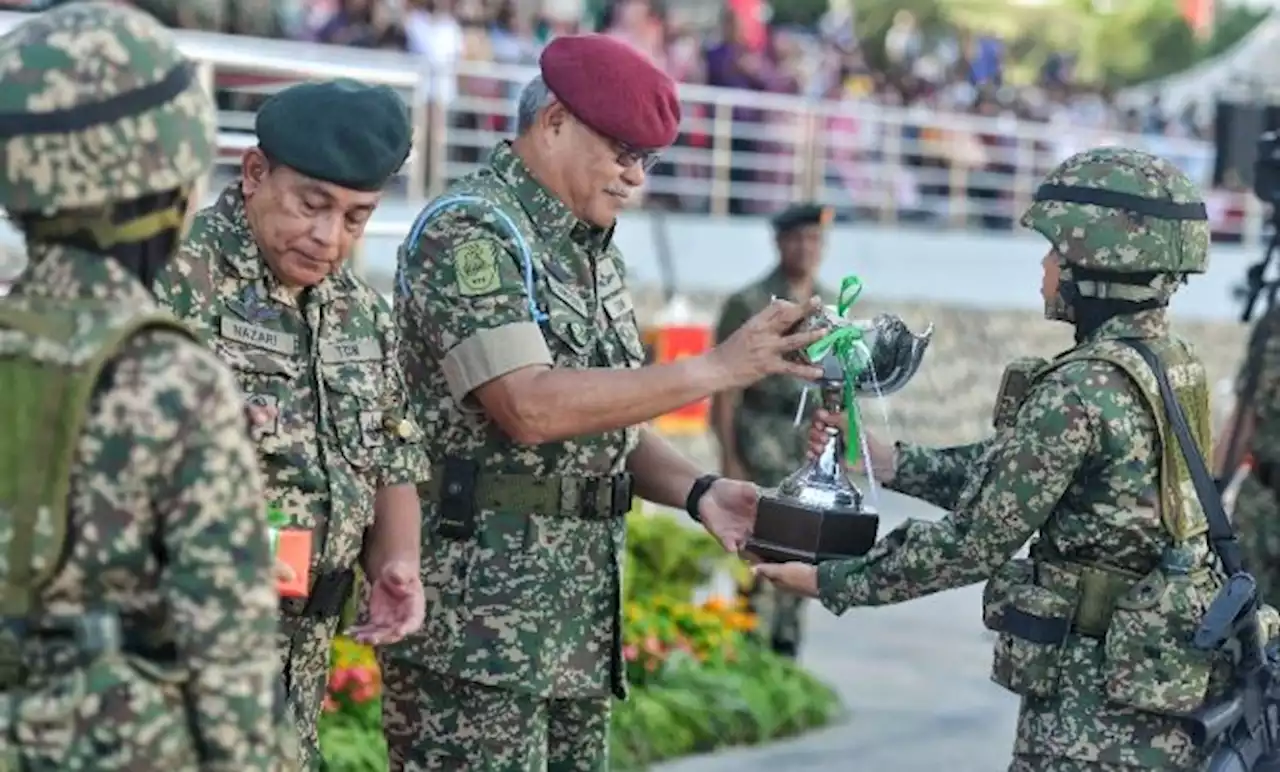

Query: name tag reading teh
left=320, top=338, right=382, bottom=364
left=603, top=291, right=634, bottom=320
left=220, top=316, right=297, bottom=355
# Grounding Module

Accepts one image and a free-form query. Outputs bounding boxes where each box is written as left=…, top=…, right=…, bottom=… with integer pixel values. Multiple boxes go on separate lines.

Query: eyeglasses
left=615, top=144, right=662, bottom=172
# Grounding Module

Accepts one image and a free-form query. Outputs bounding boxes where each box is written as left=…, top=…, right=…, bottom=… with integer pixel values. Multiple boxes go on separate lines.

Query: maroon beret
left=539, top=34, right=681, bottom=150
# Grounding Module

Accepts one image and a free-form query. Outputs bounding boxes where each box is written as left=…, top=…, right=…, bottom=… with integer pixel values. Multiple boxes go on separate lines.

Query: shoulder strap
left=1119, top=338, right=1244, bottom=576
left=395, top=194, right=548, bottom=324
left=0, top=300, right=195, bottom=616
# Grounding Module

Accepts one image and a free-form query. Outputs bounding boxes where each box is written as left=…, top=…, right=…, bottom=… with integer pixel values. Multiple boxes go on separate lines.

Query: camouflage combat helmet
left=0, top=1, right=216, bottom=215
left=1021, top=147, right=1210, bottom=278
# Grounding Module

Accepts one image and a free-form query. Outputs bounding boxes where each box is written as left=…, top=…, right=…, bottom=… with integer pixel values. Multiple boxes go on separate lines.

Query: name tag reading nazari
left=320, top=338, right=382, bottom=363
left=220, top=316, right=298, bottom=355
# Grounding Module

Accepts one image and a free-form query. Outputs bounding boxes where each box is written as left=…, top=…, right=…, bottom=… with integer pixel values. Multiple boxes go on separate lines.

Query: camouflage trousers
left=378, top=658, right=611, bottom=771
left=1009, top=758, right=1150, bottom=772
left=1235, top=474, right=1280, bottom=604
left=740, top=575, right=808, bottom=657
left=278, top=611, right=341, bottom=771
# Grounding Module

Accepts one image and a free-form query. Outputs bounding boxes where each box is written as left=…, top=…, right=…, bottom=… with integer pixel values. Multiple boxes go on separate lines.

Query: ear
left=541, top=99, right=569, bottom=137
left=241, top=147, right=270, bottom=198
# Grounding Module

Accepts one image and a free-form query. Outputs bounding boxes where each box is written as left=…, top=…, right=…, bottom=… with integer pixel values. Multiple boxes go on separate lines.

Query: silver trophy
left=746, top=308, right=934, bottom=565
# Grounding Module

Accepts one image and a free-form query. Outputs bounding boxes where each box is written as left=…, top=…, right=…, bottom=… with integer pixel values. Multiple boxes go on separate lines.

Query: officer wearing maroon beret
left=384, top=34, right=826, bottom=768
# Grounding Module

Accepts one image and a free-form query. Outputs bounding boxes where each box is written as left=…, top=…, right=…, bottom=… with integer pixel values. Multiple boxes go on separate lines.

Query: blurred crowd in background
left=27, top=0, right=1256, bottom=241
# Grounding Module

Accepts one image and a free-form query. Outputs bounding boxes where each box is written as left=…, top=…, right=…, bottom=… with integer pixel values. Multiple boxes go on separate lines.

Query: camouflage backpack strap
left=395, top=194, right=549, bottom=324
left=0, top=298, right=196, bottom=617
left=1047, top=339, right=1211, bottom=544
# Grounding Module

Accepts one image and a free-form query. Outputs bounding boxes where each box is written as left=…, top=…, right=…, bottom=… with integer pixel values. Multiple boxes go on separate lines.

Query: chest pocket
left=214, top=323, right=302, bottom=456
left=602, top=290, right=646, bottom=367
left=542, top=276, right=597, bottom=366
left=320, top=341, right=386, bottom=470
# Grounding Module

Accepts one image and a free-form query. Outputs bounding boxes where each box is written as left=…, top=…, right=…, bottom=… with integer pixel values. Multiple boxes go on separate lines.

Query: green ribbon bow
left=803, top=275, right=870, bottom=466
left=267, top=504, right=289, bottom=554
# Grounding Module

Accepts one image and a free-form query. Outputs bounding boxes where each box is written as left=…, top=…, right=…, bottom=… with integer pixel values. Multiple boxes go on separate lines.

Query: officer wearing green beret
left=713, top=203, right=836, bottom=660
left=152, top=78, right=429, bottom=769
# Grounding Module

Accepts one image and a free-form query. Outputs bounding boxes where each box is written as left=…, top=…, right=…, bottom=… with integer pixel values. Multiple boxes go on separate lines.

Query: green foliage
left=611, top=646, right=842, bottom=770
left=622, top=508, right=728, bottom=601
left=850, top=0, right=1268, bottom=88
left=767, top=0, right=832, bottom=28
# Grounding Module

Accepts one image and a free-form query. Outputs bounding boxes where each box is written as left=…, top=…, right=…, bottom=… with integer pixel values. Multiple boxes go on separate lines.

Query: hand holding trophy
left=745, top=275, right=933, bottom=565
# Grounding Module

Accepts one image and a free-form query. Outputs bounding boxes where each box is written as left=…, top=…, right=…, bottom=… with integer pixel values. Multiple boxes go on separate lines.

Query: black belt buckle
left=581, top=477, right=600, bottom=518
left=611, top=472, right=634, bottom=517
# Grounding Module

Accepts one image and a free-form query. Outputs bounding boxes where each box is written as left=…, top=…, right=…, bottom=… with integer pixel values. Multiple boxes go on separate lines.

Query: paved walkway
left=653, top=483, right=1020, bottom=772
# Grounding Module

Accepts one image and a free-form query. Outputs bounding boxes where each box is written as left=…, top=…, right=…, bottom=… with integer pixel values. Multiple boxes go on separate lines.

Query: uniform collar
left=14, top=242, right=158, bottom=309
left=1079, top=308, right=1170, bottom=344
left=487, top=140, right=615, bottom=254
left=210, top=183, right=352, bottom=307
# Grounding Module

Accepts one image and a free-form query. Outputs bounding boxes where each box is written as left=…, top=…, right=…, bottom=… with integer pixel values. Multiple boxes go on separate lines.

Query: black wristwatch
left=685, top=474, right=720, bottom=523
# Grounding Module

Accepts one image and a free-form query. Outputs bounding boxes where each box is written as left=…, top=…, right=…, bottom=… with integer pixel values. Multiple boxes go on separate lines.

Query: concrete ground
left=651, top=481, right=1020, bottom=772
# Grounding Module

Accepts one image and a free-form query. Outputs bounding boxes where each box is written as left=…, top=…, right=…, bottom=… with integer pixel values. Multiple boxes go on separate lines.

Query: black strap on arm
left=1119, top=338, right=1244, bottom=576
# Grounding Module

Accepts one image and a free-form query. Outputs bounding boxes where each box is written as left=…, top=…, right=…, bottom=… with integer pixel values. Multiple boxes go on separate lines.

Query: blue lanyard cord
left=395, top=194, right=548, bottom=324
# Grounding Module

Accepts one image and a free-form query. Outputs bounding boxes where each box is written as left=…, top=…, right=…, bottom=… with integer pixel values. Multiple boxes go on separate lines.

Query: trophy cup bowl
left=748, top=310, right=934, bottom=565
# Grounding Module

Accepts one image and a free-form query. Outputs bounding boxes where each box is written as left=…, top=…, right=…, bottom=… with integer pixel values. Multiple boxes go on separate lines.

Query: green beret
left=256, top=79, right=411, bottom=192
left=771, top=203, right=832, bottom=234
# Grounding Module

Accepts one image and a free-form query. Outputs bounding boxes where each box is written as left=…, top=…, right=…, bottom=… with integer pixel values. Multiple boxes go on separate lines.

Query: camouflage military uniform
left=0, top=3, right=295, bottom=769
left=716, top=268, right=832, bottom=657
left=153, top=183, right=426, bottom=766
left=382, top=140, right=646, bottom=770
left=1229, top=307, right=1280, bottom=604
left=814, top=148, right=1249, bottom=771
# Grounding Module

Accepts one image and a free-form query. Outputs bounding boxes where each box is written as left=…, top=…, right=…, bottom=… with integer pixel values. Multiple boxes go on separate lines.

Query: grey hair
left=516, top=75, right=555, bottom=135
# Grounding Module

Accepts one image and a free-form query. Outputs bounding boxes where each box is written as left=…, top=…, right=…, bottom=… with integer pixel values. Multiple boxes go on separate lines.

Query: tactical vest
left=982, top=335, right=1222, bottom=718
left=0, top=297, right=195, bottom=619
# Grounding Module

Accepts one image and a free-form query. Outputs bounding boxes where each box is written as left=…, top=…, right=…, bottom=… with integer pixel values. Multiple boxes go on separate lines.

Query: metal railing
left=0, top=11, right=1267, bottom=250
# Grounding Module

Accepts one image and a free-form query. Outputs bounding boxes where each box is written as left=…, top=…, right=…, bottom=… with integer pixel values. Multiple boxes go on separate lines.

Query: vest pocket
left=983, top=558, right=1080, bottom=698
left=1101, top=570, right=1214, bottom=715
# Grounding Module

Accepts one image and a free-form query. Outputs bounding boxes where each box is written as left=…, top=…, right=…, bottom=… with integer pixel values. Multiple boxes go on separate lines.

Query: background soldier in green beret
left=385, top=34, right=826, bottom=771
left=0, top=2, right=297, bottom=769
left=152, top=78, right=428, bottom=768
left=712, top=203, right=835, bottom=659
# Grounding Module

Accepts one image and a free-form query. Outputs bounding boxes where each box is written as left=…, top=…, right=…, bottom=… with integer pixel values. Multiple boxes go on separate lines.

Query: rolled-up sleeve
left=396, top=206, right=551, bottom=405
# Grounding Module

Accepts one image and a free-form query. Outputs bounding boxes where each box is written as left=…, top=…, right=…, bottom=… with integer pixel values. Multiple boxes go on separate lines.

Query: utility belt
left=278, top=569, right=356, bottom=620
left=0, top=611, right=168, bottom=689
left=982, top=545, right=1219, bottom=716
left=418, top=458, right=634, bottom=540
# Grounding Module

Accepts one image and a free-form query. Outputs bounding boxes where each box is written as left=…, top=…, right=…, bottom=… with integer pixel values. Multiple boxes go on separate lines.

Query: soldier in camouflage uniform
left=385, top=34, right=827, bottom=770
left=757, top=147, right=1272, bottom=771
left=713, top=203, right=835, bottom=659
left=0, top=2, right=297, bottom=769
left=1214, top=308, right=1280, bottom=604
left=152, top=79, right=428, bottom=768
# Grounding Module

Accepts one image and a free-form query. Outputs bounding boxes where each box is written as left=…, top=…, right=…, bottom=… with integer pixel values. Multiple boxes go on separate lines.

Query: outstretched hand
left=698, top=478, right=760, bottom=553
left=807, top=409, right=896, bottom=484
left=752, top=562, right=819, bottom=598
